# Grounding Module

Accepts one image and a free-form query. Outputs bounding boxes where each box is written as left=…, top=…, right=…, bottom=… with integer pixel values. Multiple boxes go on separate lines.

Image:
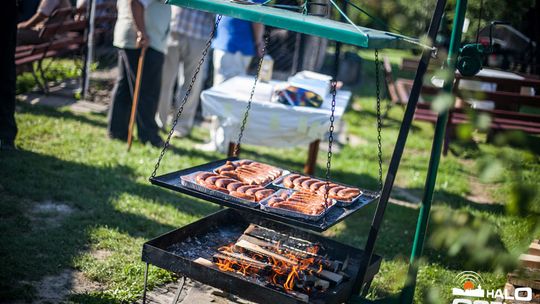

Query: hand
left=136, top=31, right=149, bottom=49
left=18, top=22, right=29, bottom=29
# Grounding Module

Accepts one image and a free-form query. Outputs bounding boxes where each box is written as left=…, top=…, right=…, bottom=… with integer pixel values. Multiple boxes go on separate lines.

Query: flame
left=213, top=241, right=326, bottom=295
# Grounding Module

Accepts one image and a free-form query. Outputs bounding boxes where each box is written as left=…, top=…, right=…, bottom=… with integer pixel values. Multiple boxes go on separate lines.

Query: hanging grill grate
left=149, top=158, right=379, bottom=232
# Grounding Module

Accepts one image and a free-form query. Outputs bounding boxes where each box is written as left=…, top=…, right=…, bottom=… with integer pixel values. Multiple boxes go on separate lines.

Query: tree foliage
left=344, top=0, right=535, bottom=40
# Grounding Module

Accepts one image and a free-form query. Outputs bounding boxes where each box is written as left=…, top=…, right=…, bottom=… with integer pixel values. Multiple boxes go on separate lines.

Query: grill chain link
left=233, top=33, right=270, bottom=157
left=323, top=80, right=338, bottom=218
left=150, top=15, right=223, bottom=179
left=375, top=49, right=383, bottom=192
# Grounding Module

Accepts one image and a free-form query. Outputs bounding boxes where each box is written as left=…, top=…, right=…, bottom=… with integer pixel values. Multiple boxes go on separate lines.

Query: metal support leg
left=142, top=262, right=149, bottom=304
left=171, top=276, right=186, bottom=304
left=352, top=0, right=448, bottom=296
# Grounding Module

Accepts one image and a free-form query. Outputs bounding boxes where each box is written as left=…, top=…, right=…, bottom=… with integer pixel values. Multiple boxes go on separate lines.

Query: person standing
left=211, top=15, right=264, bottom=85
left=196, top=15, right=264, bottom=152
left=0, top=0, right=18, bottom=151
left=17, top=0, right=72, bottom=45
left=107, top=0, right=170, bottom=147
left=156, top=6, right=214, bottom=138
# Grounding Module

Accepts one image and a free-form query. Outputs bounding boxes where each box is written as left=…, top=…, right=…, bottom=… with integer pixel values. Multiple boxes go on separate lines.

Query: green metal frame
left=166, top=0, right=424, bottom=49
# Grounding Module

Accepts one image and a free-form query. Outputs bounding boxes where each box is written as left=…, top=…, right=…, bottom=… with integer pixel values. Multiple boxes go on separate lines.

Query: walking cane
left=127, top=46, right=147, bottom=151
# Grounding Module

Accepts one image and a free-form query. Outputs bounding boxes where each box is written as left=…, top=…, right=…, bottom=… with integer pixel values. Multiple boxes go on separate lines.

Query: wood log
left=236, top=236, right=345, bottom=285
left=239, top=234, right=315, bottom=260
left=213, top=251, right=269, bottom=270
left=241, top=228, right=342, bottom=271
left=235, top=239, right=298, bottom=266
left=244, top=224, right=317, bottom=253
left=529, top=243, right=540, bottom=256
left=520, top=254, right=540, bottom=269
left=305, top=275, right=331, bottom=290
left=315, top=278, right=330, bottom=290
left=310, top=268, right=344, bottom=284
left=194, top=257, right=214, bottom=268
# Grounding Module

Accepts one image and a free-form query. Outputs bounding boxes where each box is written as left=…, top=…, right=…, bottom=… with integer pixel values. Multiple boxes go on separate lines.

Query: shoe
left=0, top=140, right=16, bottom=151
left=145, top=138, right=165, bottom=148
left=108, top=134, right=127, bottom=141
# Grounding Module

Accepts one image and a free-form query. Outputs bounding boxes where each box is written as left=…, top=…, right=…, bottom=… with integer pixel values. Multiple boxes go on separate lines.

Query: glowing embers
left=210, top=224, right=347, bottom=301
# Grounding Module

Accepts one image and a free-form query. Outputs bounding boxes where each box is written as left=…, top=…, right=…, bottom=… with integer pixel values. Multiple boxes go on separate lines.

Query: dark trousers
left=108, top=47, right=164, bottom=143
left=0, top=0, right=18, bottom=144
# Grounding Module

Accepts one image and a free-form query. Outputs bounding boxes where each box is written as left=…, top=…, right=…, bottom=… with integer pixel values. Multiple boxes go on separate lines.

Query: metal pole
left=82, top=0, right=96, bottom=99
left=142, top=262, right=149, bottom=303
left=352, top=0, right=447, bottom=295
left=400, top=0, right=468, bottom=302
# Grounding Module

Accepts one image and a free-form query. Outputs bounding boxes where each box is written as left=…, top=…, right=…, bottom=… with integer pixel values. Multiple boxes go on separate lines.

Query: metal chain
left=232, top=33, right=270, bottom=157
left=323, top=80, right=338, bottom=215
left=150, top=15, right=223, bottom=179
left=374, top=49, right=383, bottom=192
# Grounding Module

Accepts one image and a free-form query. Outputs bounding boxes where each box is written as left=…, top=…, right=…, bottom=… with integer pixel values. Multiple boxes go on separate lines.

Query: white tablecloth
left=200, top=76, right=352, bottom=149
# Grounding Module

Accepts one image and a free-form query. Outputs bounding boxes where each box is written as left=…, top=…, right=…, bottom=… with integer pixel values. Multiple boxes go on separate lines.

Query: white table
left=201, top=76, right=352, bottom=174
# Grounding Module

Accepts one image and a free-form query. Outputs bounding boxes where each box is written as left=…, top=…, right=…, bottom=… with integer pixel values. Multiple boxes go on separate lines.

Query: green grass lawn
left=2, top=52, right=538, bottom=303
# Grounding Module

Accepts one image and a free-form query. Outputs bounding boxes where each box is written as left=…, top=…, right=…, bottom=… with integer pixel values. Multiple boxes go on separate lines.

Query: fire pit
left=142, top=209, right=382, bottom=304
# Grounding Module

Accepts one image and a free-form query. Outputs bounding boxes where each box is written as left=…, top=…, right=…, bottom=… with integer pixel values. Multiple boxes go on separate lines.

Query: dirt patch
left=29, top=269, right=104, bottom=303
left=28, top=200, right=74, bottom=229
left=139, top=277, right=256, bottom=304
left=467, top=177, right=496, bottom=204
left=91, top=249, right=113, bottom=261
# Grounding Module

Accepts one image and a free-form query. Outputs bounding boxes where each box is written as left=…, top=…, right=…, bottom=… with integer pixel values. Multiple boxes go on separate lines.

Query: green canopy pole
left=400, top=0, right=468, bottom=302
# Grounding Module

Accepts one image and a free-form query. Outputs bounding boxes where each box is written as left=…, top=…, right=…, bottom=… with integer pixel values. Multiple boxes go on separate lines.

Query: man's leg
left=173, top=35, right=208, bottom=136
left=156, top=33, right=181, bottom=129
left=136, top=47, right=165, bottom=145
left=0, top=0, right=18, bottom=149
left=107, top=48, right=138, bottom=140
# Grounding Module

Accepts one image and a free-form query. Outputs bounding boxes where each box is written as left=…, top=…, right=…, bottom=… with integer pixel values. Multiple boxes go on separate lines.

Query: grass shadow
left=0, top=149, right=217, bottom=301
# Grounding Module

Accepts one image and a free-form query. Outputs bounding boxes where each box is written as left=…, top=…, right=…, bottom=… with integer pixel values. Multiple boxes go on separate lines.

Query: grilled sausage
left=230, top=191, right=253, bottom=200
left=195, top=172, right=217, bottom=184
left=283, top=174, right=300, bottom=188
left=215, top=178, right=238, bottom=188
left=255, top=189, right=274, bottom=201
left=227, top=182, right=244, bottom=192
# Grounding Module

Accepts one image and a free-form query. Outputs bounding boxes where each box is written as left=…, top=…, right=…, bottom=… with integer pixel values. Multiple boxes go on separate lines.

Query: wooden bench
left=383, top=56, right=540, bottom=155
left=16, top=7, right=88, bottom=93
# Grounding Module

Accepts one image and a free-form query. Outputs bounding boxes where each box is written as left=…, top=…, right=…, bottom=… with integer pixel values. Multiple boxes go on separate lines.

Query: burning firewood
left=213, top=252, right=269, bottom=271
left=235, top=239, right=299, bottom=266
left=244, top=224, right=318, bottom=252
left=234, top=238, right=344, bottom=285
left=242, top=227, right=344, bottom=273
